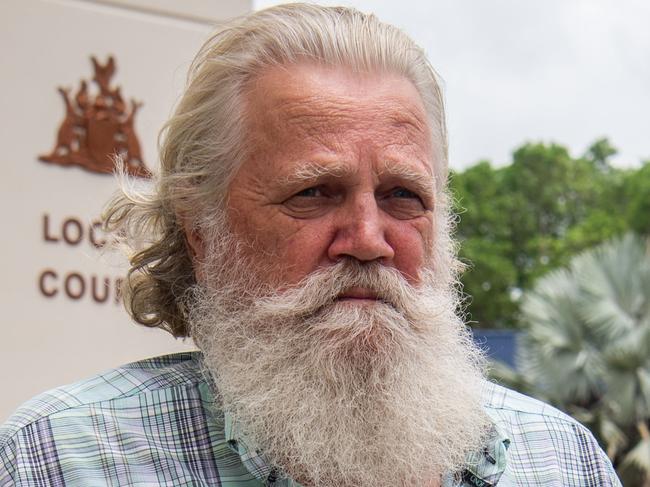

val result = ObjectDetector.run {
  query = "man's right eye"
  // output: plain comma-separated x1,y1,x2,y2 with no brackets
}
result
294,187,322,198
281,186,336,218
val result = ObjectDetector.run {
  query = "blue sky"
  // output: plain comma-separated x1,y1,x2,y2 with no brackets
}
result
254,0,650,170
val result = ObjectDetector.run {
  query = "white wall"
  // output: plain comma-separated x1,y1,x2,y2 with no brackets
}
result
0,0,252,423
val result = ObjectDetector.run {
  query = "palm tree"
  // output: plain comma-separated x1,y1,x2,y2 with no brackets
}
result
492,234,650,485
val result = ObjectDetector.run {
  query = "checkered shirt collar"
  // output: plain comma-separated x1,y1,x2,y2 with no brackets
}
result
225,411,510,487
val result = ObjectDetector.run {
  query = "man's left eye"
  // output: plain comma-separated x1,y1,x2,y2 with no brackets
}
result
380,187,427,219
392,188,419,199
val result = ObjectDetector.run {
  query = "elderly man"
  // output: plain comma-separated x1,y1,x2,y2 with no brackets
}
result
1,4,620,487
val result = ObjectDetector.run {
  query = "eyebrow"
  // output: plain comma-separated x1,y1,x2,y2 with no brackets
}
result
379,160,436,202
275,161,352,186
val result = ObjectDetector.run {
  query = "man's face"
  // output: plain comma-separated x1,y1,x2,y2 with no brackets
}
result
223,63,435,290
187,63,488,487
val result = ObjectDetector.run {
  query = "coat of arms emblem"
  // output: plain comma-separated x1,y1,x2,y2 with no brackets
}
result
40,55,149,177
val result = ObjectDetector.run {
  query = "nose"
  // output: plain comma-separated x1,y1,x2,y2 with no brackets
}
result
327,193,395,263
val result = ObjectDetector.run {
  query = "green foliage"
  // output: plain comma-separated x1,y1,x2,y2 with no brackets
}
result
585,137,618,171
625,162,650,236
450,138,648,328
492,234,650,484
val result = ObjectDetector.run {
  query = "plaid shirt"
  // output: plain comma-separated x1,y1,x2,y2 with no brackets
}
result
0,352,620,486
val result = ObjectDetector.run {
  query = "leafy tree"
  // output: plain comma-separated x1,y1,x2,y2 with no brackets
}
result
585,137,617,172
624,162,650,236
491,234,650,485
450,138,644,328
450,161,518,326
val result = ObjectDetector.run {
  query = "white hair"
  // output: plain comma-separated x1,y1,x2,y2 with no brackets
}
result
189,242,489,486
104,3,451,337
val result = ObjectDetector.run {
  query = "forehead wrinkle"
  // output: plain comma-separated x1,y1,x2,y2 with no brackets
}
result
280,96,363,134
278,94,427,140
385,110,430,145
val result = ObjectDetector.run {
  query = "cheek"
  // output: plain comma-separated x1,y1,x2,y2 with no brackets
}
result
233,215,333,286
227,209,285,266
389,220,433,283
276,226,334,282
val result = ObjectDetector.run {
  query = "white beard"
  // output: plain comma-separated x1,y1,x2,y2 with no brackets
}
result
188,227,490,487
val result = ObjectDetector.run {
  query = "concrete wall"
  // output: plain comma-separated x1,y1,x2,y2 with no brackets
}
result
0,0,252,423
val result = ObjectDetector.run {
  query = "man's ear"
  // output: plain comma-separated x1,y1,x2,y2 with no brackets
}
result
181,219,207,283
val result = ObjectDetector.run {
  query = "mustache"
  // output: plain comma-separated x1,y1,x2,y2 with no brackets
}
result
247,259,430,322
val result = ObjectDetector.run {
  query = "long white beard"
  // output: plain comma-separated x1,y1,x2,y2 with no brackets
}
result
188,229,490,487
